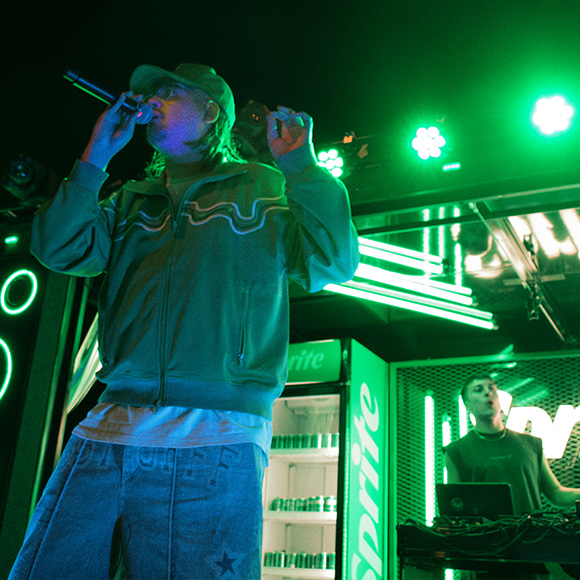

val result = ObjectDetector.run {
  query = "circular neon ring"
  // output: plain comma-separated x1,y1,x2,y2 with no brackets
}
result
0,339,12,401
0,270,38,315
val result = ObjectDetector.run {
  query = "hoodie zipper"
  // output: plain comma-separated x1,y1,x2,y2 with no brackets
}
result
237,288,249,367
154,197,179,408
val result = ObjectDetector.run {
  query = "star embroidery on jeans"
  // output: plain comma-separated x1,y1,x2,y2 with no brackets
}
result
215,551,237,576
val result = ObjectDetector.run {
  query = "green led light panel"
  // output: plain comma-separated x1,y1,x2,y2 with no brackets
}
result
412,127,446,159
317,149,344,178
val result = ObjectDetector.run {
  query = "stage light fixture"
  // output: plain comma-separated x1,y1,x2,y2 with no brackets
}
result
317,148,344,178
532,95,575,135
1,154,59,208
412,126,446,159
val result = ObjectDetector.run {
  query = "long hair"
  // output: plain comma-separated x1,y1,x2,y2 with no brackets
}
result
144,102,244,180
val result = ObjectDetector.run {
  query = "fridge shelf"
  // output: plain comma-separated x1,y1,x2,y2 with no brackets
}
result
262,566,334,579
270,448,339,463
264,511,337,524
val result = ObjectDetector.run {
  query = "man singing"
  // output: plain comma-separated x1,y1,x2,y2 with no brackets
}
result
9,63,359,579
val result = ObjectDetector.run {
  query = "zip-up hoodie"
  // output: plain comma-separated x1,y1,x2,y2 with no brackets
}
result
30,145,360,420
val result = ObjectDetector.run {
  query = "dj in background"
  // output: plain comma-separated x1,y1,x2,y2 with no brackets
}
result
444,374,580,579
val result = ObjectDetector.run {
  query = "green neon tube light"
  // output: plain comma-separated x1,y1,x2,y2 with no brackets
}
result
442,417,451,447
442,417,451,484
339,280,494,320
454,242,463,288
358,245,444,274
560,209,580,258
425,395,436,526
419,276,472,296
0,339,12,402
358,237,443,274
376,268,473,296
438,207,445,260
459,397,469,437
0,270,39,315
4,236,18,245
359,237,442,263
324,283,495,330
354,263,474,305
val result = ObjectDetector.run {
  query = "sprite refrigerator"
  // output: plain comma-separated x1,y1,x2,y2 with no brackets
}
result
261,338,388,580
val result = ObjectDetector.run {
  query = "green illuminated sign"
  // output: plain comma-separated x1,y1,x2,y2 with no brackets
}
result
286,339,342,384
347,342,387,579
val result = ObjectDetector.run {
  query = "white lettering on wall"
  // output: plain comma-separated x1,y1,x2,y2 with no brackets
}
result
505,401,580,459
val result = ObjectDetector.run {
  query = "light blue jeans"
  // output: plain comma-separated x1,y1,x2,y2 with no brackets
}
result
9,436,265,580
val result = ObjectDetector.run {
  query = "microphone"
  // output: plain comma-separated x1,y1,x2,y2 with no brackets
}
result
63,68,154,125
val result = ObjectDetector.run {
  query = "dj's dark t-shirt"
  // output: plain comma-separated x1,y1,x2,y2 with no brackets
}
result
444,429,544,514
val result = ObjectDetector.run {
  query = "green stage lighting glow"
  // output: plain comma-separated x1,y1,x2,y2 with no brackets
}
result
4,236,19,245
532,95,575,135
412,127,446,159
317,149,344,178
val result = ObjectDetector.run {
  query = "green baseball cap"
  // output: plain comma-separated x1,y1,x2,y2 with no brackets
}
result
130,63,235,129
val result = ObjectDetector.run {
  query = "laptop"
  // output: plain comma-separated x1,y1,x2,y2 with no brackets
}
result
436,482,516,521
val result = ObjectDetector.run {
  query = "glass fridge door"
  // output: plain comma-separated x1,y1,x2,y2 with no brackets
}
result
262,393,341,579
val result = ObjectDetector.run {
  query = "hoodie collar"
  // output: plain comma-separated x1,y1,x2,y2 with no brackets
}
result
122,161,248,195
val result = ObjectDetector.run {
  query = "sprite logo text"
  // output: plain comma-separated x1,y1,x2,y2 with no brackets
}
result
351,382,383,579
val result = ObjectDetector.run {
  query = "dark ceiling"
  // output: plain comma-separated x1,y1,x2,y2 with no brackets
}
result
3,1,580,363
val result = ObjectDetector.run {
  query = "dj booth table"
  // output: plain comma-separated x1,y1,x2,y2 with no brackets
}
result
397,514,580,579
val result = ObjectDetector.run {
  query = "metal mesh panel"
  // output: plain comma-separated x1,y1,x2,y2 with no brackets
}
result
392,353,580,524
